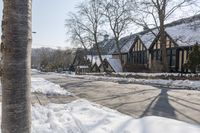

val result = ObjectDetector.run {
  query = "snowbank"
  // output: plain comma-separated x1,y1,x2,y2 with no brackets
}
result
2,99,200,133
67,74,200,90
31,78,70,95
0,78,69,96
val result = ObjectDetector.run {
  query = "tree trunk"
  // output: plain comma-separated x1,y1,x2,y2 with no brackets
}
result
1,0,32,133
116,39,124,72
94,34,107,72
159,12,168,72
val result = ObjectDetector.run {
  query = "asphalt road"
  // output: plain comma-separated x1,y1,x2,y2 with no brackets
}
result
33,72,200,125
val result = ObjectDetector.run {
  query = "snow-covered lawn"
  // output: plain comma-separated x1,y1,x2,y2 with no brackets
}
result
67,74,200,90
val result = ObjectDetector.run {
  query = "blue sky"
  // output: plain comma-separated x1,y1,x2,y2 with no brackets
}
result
0,0,82,49
0,0,199,49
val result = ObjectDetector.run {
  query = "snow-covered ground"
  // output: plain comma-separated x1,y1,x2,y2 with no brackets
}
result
85,72,200,78
31,99,200,133
0,77,70,96
116,72,200,77
32,78,70,95
67,74,200,90
1,99,199,133
0,99,200,133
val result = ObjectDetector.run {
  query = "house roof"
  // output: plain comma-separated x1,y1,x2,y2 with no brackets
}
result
165,19,200,47
107,58,123,72
139,31,158,49
120,35,138,53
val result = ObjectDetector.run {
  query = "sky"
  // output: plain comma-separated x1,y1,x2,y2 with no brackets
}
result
0,0,199,49
0,0,82,49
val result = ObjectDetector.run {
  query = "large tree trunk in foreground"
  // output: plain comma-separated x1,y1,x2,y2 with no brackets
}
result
1,0,32,132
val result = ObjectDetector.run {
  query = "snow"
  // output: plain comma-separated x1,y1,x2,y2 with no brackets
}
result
139,30,158,49
77,66,89,69
117,72,183,77
67,74,200,90
32,99,200,133
120,35,137,53
1,99,200,133
166,20,200,46
0,76,70,96
31,78,70,95
107,58,123,72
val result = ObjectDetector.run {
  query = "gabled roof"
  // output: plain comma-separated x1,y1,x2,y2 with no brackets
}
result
120,35,138,53
165,19,200,46
99,58,123,72
108,35,137,54
112,31,157,54
139,31,158,49
107,58,123,72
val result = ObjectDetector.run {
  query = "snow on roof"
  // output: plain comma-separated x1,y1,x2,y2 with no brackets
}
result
119,15,200,50
107,58,122,72
166,20,200,46
120,35,137,53
139,30,158,49
107,58,123,72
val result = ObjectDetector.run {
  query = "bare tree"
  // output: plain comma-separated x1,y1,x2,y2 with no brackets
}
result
1,0,32,132
66,13,91,52
32,48,75,72
75,0,107,72
101,0,133,70
134,0,197,72
66,13,95,63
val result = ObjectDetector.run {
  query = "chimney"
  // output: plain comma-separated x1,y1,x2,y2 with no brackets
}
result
104,34,109,41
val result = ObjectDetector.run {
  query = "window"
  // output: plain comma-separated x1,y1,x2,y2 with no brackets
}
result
171,56,176,66
172,49,176,55
167,56,171,66
157,50,161,60
167,49,171,55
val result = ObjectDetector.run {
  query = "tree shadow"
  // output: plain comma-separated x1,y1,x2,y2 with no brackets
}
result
141,88,176,119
